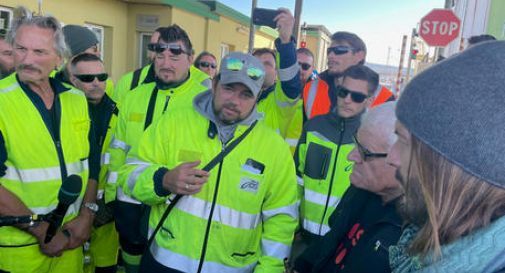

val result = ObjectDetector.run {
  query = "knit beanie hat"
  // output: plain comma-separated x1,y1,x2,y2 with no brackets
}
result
62,25,98,56
396,41,505,189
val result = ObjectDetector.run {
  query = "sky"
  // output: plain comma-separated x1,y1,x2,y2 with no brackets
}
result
217,0,445,65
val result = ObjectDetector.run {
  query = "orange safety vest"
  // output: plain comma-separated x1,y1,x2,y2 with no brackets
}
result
302,77,332,120
370,86,395,108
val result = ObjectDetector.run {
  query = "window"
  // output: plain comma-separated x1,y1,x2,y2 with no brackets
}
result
139,32,152,68
0,6,13,31
84,23,105,59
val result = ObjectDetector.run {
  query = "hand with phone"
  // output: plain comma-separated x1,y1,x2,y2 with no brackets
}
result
274,8,295,44
252,7,294,43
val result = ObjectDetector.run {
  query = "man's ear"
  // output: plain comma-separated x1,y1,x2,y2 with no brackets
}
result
353,50,366,65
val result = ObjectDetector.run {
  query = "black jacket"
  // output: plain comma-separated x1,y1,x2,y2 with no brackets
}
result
294,186,402,273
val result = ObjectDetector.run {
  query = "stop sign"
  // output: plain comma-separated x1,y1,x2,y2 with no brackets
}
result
420,9,461,47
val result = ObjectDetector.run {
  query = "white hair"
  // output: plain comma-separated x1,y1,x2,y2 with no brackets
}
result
359,102,397,148
7,6,68,59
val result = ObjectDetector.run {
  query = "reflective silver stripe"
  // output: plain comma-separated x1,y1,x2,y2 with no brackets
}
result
101,153,111,165
262,202,299,222
176,196,260,230
3,160,88,183
96,189,104,199
276,97,299,108
0,82,19,93
110,138,130,152
125,158,151,192
297,176,304,186
304,188,340,207
31,197,83,216
127,165,149,192
285,138,298,147
303,218,330,236
278,62,299,81
305,78,319,118
107,171,118,184
68,88,85,96
116,187,141,204
261,239,290,260
150,241,256,273
309,130,331,142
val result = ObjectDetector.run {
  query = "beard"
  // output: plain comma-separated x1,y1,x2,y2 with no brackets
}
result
395,169,428,226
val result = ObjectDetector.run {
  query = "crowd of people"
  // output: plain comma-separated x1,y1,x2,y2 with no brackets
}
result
0,5,504,273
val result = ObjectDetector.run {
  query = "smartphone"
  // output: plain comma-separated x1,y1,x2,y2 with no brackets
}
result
252,8,280,29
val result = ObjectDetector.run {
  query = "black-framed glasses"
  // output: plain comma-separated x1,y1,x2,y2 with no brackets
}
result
353,135,388,161
298,62,311,71
147,43,188,55
225,58,264,80
198,61,217,69
74,73,108,83
337,86,369,103
327,45,354,55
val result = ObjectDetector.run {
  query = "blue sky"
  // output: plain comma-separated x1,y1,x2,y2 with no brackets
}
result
217,0,445,65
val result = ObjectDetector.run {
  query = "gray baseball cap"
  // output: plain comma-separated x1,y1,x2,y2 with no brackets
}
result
219,52,265,97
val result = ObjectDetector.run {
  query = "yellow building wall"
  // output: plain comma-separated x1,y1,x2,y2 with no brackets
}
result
1,0,279,79
0,0,128,81
126,3,172,71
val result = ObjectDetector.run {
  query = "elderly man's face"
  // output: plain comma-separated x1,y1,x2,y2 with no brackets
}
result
13,25,62,84
348,126,400,201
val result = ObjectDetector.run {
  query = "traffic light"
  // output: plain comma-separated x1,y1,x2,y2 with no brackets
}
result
410,48,419,59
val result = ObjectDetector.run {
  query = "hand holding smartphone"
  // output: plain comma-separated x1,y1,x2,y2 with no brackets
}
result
252,8,281,29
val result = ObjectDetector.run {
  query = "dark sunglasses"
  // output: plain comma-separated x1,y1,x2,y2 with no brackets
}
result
225,58,264,80
147,43,188,55
327,45,354,55
353,135,388,161
198,61,217,69
337,86,369,103
74,73,108,83
298,62,311,71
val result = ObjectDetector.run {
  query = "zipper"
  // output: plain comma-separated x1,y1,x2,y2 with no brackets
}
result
197,144,225,273
51,95,68,179
162,95,171,113
318,119,345,235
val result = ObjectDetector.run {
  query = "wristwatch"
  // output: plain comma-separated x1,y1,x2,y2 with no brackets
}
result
82,202,99,214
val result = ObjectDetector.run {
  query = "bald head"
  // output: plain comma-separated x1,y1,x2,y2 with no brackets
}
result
359,102,397,149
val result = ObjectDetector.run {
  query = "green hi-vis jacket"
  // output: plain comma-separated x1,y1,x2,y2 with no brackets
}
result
105,68,209,203
295,112,361,238
119,106,299,273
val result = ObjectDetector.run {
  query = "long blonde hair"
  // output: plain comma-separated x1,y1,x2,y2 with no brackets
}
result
407,137,505,258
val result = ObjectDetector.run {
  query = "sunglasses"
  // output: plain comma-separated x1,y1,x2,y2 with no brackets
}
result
353,135,388,161
198,61,217,69
147,43,188,55
225,58,264,80
337,86,369,103
327,45,354,55
74,73,108,83
298,62,311,71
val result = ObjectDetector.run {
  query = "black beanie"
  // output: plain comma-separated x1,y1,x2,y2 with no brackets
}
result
62,25,98,56
396,41,505,189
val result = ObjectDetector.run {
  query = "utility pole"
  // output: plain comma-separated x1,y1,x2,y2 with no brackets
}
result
405,28,416,82
293,0,303,42
248,0,258,53
396,35,408,94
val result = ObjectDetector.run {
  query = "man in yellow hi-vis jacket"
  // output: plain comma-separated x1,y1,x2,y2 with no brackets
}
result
119,52,299,273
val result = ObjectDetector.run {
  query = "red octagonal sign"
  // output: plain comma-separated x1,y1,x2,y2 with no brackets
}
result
420,9,461,47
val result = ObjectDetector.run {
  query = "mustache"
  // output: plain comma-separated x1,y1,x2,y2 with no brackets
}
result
18,64,42,73
222,102,239,113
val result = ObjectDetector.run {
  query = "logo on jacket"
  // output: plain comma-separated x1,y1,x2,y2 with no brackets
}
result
239,178,259,193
